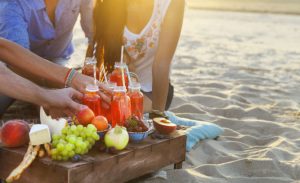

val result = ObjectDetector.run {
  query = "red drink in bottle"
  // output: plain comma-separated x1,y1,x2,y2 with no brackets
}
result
82,85,101,116
128,82,144,120
111,86,131,127
101,81,117,123
82,57,100,80
109,62,129,89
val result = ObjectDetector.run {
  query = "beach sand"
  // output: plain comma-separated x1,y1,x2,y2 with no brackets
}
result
187,0,300,15
71,8,300,183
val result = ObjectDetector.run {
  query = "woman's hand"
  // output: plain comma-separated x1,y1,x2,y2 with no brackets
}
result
41,88,85,118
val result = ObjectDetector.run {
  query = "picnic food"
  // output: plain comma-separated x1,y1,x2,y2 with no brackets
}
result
153,118,177,135
92,116,109,131
104,125,129,150
40,107,68,135
127,82,144,120
76,106,95,126
124,117,148,132
82,85,102,116
111,86,132,127
51,124,99,161
1,120,30,147
6,144,40,183
29,124,51,146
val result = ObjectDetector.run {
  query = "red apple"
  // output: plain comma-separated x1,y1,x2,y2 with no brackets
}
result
1,120,30,147
76,106,95,126
153,118,177,135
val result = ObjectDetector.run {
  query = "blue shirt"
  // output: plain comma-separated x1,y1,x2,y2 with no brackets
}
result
0,0,93,60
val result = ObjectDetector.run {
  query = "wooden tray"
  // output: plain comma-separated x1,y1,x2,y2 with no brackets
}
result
0,131,186,183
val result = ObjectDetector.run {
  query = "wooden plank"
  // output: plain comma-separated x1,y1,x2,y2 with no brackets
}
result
67,134,186,183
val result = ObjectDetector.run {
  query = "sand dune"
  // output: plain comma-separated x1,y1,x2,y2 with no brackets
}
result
72,8,300,183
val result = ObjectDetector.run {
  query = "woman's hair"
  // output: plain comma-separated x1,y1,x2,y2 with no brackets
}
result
93,0,126,72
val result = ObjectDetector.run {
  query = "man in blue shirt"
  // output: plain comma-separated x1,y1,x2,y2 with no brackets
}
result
0,0,94,116
0,0,93,62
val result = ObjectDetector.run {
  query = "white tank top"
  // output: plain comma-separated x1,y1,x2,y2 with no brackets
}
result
123,0,171,92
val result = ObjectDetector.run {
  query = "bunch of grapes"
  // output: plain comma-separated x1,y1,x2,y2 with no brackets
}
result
51,124,99,161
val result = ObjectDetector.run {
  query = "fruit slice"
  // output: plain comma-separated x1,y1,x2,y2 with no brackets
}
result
153,118,177,135
40,107,68,135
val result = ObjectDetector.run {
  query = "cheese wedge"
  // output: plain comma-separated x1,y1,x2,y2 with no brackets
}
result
29,124,51,145
40,107,68,135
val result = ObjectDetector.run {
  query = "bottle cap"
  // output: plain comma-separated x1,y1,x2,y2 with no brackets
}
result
128,82,141,90
113,86,127,93
85,84,99,92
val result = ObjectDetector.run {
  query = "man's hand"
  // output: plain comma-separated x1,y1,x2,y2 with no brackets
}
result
42,88,85,118
71,73,113,109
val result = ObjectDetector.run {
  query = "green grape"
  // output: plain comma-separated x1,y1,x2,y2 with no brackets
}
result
76,136,82,141
57,143,64,152
66,143,74,151
77,125,84,131
92,133,99,140
68,136,76,144
87,137,94,144
52,140,59,148
75,148,81,154
87,124,95,130
51,149,58,156
52,134,60,141
59,139,67,144
57,156,62,161
62,149,68,156
70,125,77,132
68,151,75,157
80,132,87,138
61,128,68,135
62,156,69,161
73,130,80,136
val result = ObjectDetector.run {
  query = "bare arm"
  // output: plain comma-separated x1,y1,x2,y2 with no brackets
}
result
80,0,95,57
0,62,83,115
0,38,94,91
152,0,185,111
0,38,112,106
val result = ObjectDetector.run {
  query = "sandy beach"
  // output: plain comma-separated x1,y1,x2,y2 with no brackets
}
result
187,0,300,15
69,5,300,183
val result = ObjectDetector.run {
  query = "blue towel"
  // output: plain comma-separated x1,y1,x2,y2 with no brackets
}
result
165,111,224,151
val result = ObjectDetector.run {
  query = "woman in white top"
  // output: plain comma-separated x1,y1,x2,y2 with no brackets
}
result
93,0,184,112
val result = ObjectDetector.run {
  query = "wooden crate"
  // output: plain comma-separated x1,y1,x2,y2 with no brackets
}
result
0,131,186,183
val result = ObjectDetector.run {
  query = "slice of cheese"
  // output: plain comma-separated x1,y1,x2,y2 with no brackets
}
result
29,124,51,145
40,107,67,135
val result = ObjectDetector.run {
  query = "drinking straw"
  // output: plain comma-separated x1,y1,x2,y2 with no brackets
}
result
101,64,108,84
120,46,126,88
92,42,97,85
125,65,132,87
